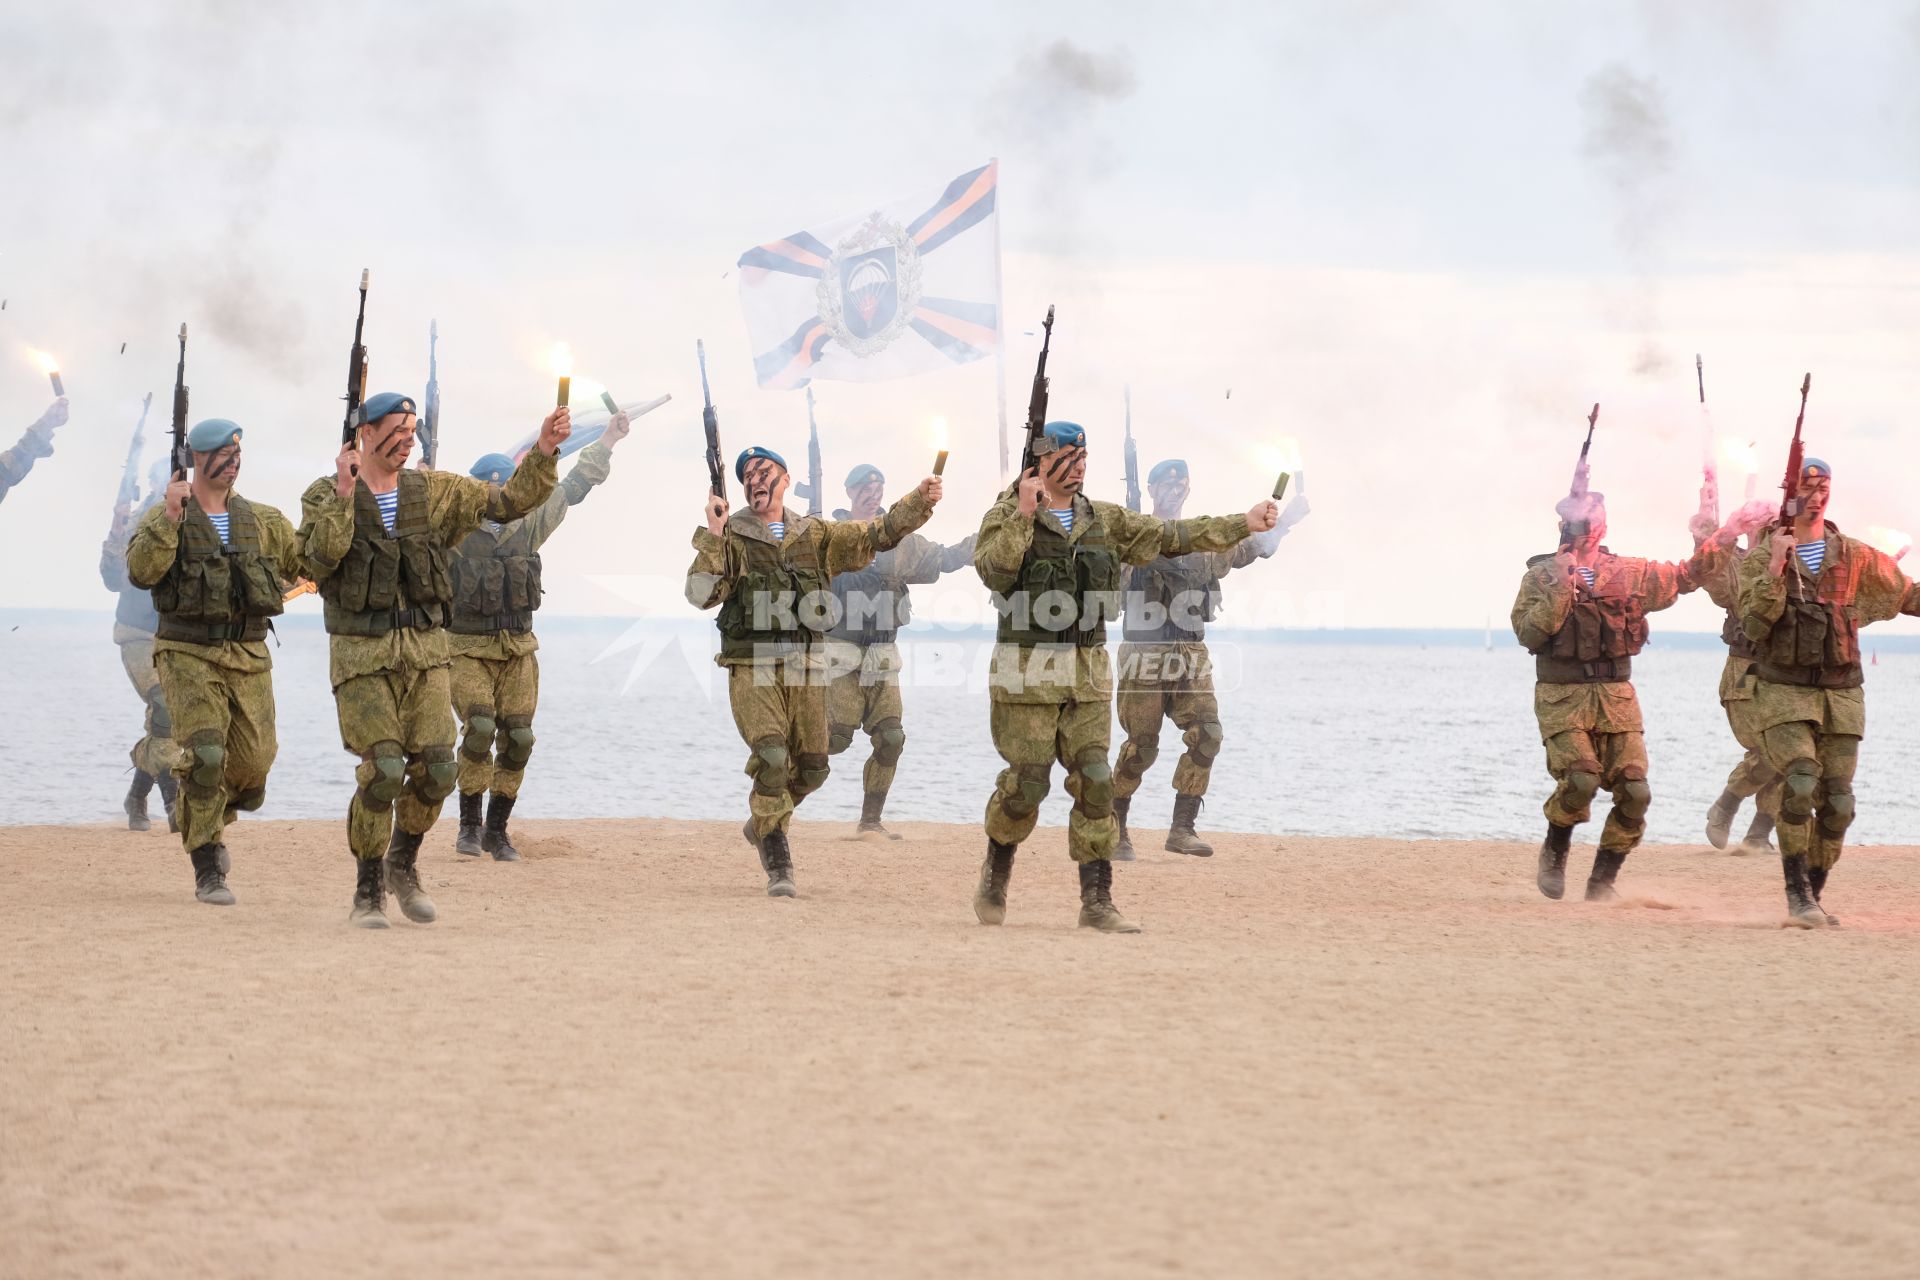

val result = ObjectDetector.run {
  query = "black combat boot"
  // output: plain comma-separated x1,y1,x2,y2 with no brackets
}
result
1704,789,1741,850
973,838,1015,925
1807,864,1840,927
858,790,901,840
1164,793,1213,857
349,856,390,929
759,827,797,898
454,791,484,856
156,771,180,834
1537,822,1573,900
1112,797,1135,861
481,793,520,862
384,827,438,924
1780,853,1827,929
1585,849,1627,902
188,842,234,906
1738,811,1776,857
1077,859,1142,933
125,770,155,831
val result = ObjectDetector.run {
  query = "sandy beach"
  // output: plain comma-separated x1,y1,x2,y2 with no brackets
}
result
3,816,1918,1279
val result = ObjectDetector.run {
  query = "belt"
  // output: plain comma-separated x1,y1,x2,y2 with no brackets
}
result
156,617,269,644
1754,662,1864,690
1535,655,1632,684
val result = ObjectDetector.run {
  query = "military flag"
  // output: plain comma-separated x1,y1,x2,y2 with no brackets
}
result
737,160,1001,389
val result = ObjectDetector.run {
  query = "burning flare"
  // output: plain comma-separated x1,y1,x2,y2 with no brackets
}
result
931,416,949,451
549,342,573,379
1257,436,1306,476
27,348,59,376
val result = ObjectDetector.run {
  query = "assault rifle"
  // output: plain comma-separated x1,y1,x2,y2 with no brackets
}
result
118,392,153,508
1778,373,1813,525
1018,305,1055,478
419,318,440,469
1122,384,1140,512
698,339,726,501
1696,354,1718,527
794,385,823,516
170,325,191,480
341,269,369,457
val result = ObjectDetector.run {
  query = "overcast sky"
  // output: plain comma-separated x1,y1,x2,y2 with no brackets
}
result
3,0,1916,631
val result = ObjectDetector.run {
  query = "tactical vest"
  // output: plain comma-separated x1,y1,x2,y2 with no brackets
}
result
448,518,544,635
318,470,454,637
714,520,830,661
1720,610,1759,661
1123,555,1222,643
1751,535,1862,688
150,495,285,643
994,507,1123,648
827,547,912,647
1526,552,1650,682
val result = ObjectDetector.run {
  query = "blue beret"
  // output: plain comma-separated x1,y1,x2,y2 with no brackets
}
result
1041,420,1087,453
470,452,516,483
1148,459,1188,485
187,418,242,452
359,391,416,424
845,463,884,490
735,445,787,482
1802,457,1831,479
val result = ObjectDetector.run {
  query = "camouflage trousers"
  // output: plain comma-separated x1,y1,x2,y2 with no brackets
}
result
1542,728,1651,854
824,640,906,798
1755,723,1859,870
335,665,458,861
1114,641,1222,800
450,652,540,800
154,651,277,853
984,695,1117,864
118,634,179,777
730,657,830,839
1722,674,1782,812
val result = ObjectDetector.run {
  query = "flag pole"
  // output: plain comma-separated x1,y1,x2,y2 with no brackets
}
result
990,157,1009,480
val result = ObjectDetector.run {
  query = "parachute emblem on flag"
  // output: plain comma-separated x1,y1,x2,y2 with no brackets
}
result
817,214,923,355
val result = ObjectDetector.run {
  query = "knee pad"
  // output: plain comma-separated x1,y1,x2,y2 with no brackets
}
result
1780,760,1819,821
1564,768,1602,807
1073,750,1114,815
1000,763,1052,818
460,706,498,762
870,718,906,767
1819,785,1856,835
497,716,535,770
230,786,266,813
145,685,173,737
359,740,408,807
1190,719,1225,764
417,745,460,804
828,724,856,755
1120,733,1160,778
185,731,225,794
792,752,830,797
748,738,790,795
1613,778,1652,824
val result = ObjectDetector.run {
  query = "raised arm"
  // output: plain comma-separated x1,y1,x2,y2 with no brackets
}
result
820,485,934,577
1511,557,1574,651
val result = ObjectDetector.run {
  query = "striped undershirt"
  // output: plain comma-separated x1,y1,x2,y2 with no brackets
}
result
767,521,786,541
374,488,400,533
1576,566,1596,591
1796,542,1826,576
207,512,231,544
1050,508,1075,533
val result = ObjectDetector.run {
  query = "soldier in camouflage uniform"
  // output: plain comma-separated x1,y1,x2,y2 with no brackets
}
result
1512,489,1724,902
101,456,182,832
126,419,301,905
823,462,974,838
1695,500,1785,856
1112,458,1308,859
448,410,632,860
0,397,66,505
298,391,564,929
972,422,1278,933
1735,459,1920,928
685,445,940,897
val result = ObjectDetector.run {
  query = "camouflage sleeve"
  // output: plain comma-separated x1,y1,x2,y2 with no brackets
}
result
1697,543,1743,611
1511,558,1573,650
820,486,933,576
685,526,732,611
1737,529,1788,640
1106,505,1250,567
251,502,305,584
524,442,611,552
973,490,1032,594
892,534,945,585
100,528,131,591
125,502,180,589
298,476,357,583
0,428,52,499
1631,556,1694,614
938,532,977,574
1848,538,1916,626
428,449,558,541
